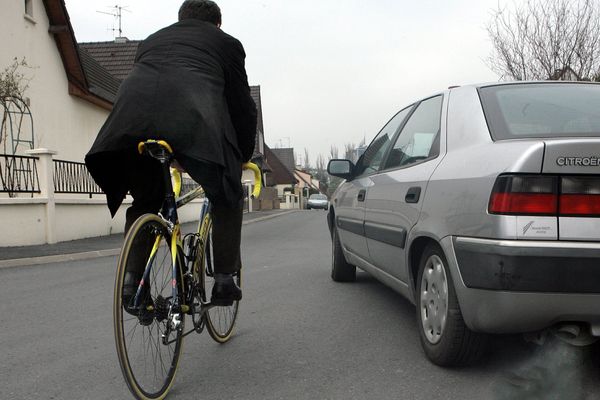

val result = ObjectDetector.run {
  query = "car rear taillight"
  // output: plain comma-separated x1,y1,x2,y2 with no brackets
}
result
560,177,600,216
489,174,600,216
488,175,558,215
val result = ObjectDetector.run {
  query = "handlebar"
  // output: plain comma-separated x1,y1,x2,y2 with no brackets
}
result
171,161,262,200
242,162,262,198
138,140,262,200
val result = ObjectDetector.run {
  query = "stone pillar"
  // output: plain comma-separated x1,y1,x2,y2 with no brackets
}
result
26,148,57,244
244,181,253,212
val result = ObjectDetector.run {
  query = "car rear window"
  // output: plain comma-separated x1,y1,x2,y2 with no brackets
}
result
310,194,327,200
479,83,600,140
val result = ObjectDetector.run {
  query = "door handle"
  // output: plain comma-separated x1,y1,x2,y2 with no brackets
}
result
405,187,421,203
357,189,366,202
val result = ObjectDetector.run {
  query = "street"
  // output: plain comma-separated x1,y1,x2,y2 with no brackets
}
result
1,210,599,399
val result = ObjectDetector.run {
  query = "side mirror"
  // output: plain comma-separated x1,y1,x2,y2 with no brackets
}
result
327,159,355,180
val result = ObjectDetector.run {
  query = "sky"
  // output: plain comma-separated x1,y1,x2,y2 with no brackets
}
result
65,0,517,167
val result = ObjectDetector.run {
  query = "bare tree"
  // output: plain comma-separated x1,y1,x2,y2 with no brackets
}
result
344,142,355,161
329,145,339,160
0,57,32,99
303,148,310,170
314,153,328,182
486,0,600,81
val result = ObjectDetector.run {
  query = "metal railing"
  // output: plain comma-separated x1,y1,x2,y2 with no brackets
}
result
53,159,103,197
180,177,202,197
0,154,40,196
3,155,204,199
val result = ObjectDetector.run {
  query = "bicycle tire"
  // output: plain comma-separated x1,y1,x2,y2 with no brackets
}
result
198,214,241,343
114,213,185,400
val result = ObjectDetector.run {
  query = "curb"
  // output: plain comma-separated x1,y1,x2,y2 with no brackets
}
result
0,210,297,269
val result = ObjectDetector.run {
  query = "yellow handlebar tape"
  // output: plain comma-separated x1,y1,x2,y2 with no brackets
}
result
171,168,182,198
137,140,174,155
242,162,262,198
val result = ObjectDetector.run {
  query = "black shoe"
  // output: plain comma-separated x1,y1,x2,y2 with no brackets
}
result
211,281,242,306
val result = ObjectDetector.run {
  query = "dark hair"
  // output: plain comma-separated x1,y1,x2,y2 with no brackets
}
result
178,0,221,25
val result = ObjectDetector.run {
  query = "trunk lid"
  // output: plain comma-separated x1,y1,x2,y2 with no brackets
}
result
543,138,600,241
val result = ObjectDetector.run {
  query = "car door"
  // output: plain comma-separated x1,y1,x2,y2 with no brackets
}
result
363,95,445,283
334,106,413,262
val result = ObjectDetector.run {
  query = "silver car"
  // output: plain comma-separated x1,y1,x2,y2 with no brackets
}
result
307,193,329,210
327,81,600,366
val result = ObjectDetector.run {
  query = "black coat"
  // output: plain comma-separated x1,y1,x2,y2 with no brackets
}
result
85,19,257,215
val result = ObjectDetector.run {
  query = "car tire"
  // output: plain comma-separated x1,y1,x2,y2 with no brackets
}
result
331,227,356,282
416,243,488,367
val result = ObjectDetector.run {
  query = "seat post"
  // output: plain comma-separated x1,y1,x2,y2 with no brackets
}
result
159,157,178,225
138,140,179,225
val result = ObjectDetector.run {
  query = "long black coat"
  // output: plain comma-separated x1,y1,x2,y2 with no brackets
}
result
85,19,257,215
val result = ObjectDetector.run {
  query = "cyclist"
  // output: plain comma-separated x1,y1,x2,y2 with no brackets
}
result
85,0,257,306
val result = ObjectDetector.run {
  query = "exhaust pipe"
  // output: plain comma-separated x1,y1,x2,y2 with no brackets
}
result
551,323,598,347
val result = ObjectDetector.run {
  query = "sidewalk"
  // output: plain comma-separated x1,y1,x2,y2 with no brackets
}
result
0,209,295,268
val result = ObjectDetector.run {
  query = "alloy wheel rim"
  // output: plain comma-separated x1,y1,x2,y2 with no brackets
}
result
420,254,449,344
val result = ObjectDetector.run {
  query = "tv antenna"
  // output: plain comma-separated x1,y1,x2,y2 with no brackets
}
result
277,137,291,148
97,5,130,38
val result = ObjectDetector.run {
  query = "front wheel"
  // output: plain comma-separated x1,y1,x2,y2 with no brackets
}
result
199,214,241,343
114,214,185,399
331,227,356,282
416,243,487,367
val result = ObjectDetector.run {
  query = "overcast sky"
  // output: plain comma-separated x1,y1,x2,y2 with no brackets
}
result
65,0,517,166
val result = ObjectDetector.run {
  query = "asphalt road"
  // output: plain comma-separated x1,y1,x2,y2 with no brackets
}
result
1,210,599,399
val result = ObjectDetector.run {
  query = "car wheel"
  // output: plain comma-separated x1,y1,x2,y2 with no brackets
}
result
416,243,488,366
331,227,356,282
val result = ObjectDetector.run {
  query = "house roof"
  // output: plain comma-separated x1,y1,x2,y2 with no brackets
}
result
78,47,121,103
42,0,113,109
250,85,264,135
270,148,295,175
78,40,141,80
294,169,320,191
265,145,297,185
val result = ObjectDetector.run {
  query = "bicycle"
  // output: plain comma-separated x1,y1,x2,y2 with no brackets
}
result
112,140,261,400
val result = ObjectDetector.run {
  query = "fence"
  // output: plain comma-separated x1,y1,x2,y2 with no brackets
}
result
53,159,103,197
0,154,40,196
1,155,203,199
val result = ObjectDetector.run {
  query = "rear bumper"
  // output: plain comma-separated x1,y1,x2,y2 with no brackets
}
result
441,236,600,334
453,237,600,293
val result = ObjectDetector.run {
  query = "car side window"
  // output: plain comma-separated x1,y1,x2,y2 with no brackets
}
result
355,106,413,176
384,95,442,170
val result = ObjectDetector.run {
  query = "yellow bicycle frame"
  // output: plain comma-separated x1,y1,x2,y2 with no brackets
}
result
138,142,262,312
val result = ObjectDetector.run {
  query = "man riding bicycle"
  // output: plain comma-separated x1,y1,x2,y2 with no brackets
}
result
85,0,257,306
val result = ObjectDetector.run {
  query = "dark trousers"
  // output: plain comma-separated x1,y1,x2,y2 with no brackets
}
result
125,156,243,274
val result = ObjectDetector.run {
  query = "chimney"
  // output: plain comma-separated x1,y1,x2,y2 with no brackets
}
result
114,37,128,43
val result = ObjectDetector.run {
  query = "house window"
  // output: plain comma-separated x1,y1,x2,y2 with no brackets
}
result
25,0,33,17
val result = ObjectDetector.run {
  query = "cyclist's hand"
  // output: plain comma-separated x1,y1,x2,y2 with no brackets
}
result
172,160,185,173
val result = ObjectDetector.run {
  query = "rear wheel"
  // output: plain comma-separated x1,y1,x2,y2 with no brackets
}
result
114,214,185,399
416,243,487,367
331,227,356,282
200,215,241,343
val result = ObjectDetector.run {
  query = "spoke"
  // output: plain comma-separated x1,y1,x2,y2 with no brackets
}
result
155,323,168,382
